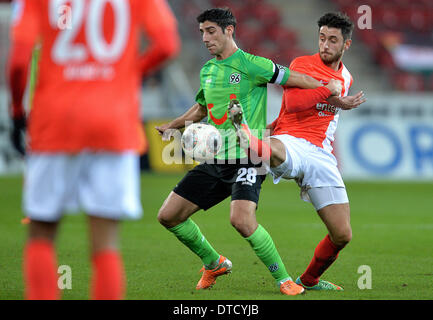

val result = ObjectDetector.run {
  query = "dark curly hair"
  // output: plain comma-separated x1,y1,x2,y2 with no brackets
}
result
196,7,237,34
318,12,354,40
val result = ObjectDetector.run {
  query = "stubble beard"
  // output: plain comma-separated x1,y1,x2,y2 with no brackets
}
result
321,47,344,65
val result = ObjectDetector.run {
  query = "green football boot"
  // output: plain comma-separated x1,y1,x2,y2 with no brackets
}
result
295,276,344,291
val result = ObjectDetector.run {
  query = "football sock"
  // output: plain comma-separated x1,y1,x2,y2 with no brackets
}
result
245,224,291,284
168,219,220,267
91,249,125,300
240,124,272,162
24,239,60,300
300,234,342,287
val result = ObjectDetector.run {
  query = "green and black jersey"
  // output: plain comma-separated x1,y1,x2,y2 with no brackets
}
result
195,49,290,160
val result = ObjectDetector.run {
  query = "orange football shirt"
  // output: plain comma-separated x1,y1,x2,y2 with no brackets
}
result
11,0,178,152
273,53,353,152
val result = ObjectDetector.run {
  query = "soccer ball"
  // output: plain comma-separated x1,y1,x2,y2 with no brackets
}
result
181,123,222,161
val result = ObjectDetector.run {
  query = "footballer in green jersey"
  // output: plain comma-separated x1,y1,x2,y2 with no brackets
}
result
156,7,324,296
196,48,289,160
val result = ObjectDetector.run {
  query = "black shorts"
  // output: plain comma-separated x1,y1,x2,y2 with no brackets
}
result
173,160,266,210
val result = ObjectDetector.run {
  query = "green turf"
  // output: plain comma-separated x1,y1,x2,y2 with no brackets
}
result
0,173,432,300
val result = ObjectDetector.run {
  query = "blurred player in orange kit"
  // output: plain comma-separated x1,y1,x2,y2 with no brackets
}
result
7,0,180,300
230,12,366,291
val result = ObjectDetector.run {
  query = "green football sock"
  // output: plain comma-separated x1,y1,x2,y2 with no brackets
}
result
168,219,220,267
245,224,292,285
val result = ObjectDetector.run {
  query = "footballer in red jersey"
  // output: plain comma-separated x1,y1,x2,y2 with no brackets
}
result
8,0,180,300
229,12,366,291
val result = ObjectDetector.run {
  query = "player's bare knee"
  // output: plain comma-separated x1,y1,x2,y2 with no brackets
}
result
230,213,257,238
158,204,192,228
157,207,175,228
230,201,258,237
332,229,352,247
229,215,244,233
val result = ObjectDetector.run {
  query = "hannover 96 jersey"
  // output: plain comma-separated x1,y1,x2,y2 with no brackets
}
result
195,49,290,160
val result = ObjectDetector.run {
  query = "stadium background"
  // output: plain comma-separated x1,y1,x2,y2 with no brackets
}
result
0,0,432,300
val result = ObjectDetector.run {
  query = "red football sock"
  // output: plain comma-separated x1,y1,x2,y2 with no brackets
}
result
91,250,125,300
24,239,60,300
240,124,272,162
300,234,342,287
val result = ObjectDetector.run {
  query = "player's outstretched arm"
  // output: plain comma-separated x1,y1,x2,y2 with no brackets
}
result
327,91,366,110
155,103,207,140
282,79,342,113
284,70,323,89
285,71,342,97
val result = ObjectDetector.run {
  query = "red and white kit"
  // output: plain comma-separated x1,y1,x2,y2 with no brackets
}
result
270,53,353,210
9,0,179,220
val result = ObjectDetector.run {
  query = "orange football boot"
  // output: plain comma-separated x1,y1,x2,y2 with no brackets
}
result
279,279,305,296
196,255,232,290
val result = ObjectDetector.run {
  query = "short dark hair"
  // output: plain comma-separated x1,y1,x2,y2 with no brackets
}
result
318,12,354,40
196,7,237,33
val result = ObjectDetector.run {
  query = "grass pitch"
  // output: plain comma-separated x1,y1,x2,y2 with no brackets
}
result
0,173,432,300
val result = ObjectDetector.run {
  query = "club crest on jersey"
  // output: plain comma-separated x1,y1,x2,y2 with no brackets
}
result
229,73,241,84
